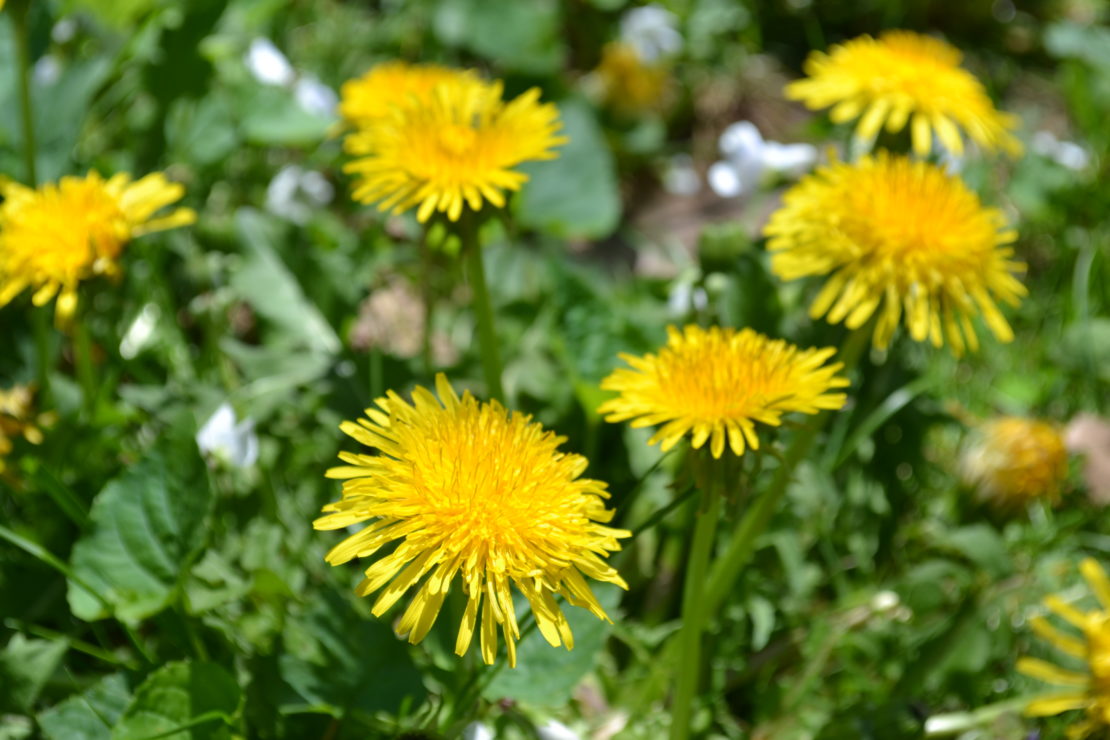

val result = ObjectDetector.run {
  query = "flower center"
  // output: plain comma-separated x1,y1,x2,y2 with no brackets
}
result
438,123,479,157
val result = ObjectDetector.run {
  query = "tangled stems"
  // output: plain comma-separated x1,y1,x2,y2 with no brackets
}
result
458,214,505,401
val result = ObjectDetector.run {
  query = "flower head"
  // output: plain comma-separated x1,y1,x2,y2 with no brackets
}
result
764,152,1026,354
963,416,1068,509
338,62,473,129
0,172,195,322
593,42,669,113
344,73,566,222
1018,559,1110,737
598,325,849,459
785,30,1020,157
316,374,628,667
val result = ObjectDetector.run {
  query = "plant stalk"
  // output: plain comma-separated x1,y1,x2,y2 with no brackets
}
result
12,0,37,186
459,215,505,401
670,458,723,740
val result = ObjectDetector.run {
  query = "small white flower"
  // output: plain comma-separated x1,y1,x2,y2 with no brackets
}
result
266,165,334,225
246,38,295,86
51,17,78,44
667,280,709,317
33,56,62,86
294,76,338,117
706,160,743,198
718,120,763,162
197,403,259,468
462,722,494,740
760,141,818,177
120,303,161,360
662,154,700,196
537,719,581,740
620,5,682,63
1032,129,1091,171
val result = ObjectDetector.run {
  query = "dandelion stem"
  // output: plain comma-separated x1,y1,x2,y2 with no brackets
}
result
701,326,869,620
74,321,98,417
11,0,37,186
31,307,53,402
459,215,505,402
420,227,435,378
670,458,723,740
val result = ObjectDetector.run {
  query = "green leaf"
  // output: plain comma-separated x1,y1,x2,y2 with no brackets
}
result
38,673,131,740
237,85,333,147
166,96,239,168
516,99,621,239
434,0,564,74
231,209,341,356
939,525,1011,578
482,583,622,706
0,634,68,713
277,591,423,716
112,661,239,740
66,446,213,623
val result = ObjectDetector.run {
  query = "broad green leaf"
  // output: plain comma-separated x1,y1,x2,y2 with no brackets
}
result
38,673,131,740
482,584,622,706
231,209,341,356
166,96,239,168
66,447,213,623
0,635,68,713
112,661,239,740
939,525,1011,578
277,591,423,716
516,99,621,240
237,85,333,147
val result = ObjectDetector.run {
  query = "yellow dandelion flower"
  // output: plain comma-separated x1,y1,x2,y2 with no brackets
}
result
597,325,849,459
315,374,628,667
594,41,668,113
0,171,195,323
963,416,1068,509
0,385,51,473
785,30,1021,157
1018,559,1110,737
764,152,1026,354
344,74,566,222
338,61,474,129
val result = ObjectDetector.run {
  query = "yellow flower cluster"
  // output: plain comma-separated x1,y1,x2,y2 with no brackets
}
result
0,172,194,323
593,41,669,113
340,62,566,222
0,385,51,473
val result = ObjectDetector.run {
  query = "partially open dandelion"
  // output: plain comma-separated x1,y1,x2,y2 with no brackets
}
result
1018,558,1110,737
344,74,566,222
785,30,1020,157
598,325,848,459
338,62,474,129
593,41,669,113
0,172,195,323
316,374,628,667
764,152,1026,354
963,416,1068,509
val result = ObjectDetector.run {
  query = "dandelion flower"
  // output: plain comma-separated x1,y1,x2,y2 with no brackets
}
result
963,416,1068,509
315,374,628,667
764,152,1026,354
338,62,474,129
344,74,566,222
785,30,1020,157
0,385,52,473
1018,558,1110,737
598,325,849,459
0,172,195,323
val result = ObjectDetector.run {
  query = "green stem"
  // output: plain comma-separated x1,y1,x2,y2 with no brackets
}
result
459,216,504,402
670,466,723,740
701,326,869,620
12,0,37,186
923,695,1032,737
31,307,53,403
420,228,435,378
74,321,97,417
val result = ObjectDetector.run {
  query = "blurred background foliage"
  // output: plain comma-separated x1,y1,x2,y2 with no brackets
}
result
0,0,1108,738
